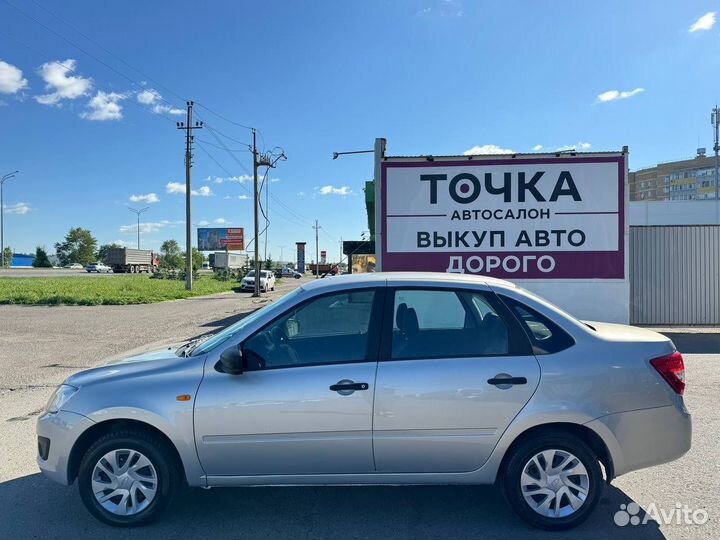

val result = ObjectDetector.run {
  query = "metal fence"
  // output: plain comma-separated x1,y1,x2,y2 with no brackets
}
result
630,226,720,325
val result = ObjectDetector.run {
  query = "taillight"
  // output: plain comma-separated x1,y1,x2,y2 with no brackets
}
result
650,351,685,395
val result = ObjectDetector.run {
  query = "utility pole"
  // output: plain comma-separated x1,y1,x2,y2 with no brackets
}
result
712,106,720,201
264,165,270,262
252,130,275,296
1,171,19,268
277,244,286,264
339,237,343,265
177,102,202,291
313,220,321,279
127,206,149,249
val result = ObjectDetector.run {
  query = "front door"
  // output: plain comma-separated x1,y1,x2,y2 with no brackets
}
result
194,288,382,477
372,287,541,473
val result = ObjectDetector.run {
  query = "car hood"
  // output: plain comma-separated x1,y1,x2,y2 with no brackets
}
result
65,346,188,388
582,321,672,344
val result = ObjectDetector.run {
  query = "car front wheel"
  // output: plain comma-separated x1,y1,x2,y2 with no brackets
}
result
502,432,603,530
78,429,179,527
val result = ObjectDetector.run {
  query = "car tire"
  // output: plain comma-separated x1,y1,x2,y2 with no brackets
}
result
501,432,603,530
78,429,180,527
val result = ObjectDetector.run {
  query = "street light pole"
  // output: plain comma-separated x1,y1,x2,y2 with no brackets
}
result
1,171,19,268
712,106,719,201
127,206,149,249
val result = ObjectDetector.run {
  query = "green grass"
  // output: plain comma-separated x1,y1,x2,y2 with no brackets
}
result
0,275,241,305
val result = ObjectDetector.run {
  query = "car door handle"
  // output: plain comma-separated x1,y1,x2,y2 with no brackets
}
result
329,381,369,392
487,376,527,386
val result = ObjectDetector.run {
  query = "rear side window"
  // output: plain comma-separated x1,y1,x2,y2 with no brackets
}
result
391,289,509,359
501,296,575,355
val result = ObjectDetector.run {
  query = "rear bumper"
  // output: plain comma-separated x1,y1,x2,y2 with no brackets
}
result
36,410,95,485
585,404,691,477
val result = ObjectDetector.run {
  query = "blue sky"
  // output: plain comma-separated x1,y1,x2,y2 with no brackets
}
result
1,0,718,258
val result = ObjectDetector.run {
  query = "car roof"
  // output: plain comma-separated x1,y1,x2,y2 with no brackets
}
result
299,272,517,292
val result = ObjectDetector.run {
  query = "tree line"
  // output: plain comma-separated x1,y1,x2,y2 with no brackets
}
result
1,227,203,270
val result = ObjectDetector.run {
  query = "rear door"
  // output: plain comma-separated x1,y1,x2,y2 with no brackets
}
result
372,286,540,473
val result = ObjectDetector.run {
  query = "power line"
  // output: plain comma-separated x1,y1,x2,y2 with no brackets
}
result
195,138,251,153
3,30,182,125
194,102,255,132
2,0,163,101
26,0,186,109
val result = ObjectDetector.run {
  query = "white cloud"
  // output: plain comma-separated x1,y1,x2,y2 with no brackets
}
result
119,219,181,235
137,89,160,105
0,60,28,94
555,142,592,151
136,88,183,115
35,59,92,105
297,191,305,197
689,12,716,32
532,144,544,152
237,194,249,200
463,144,515,155
166,182,213,197
80,91,126,121
196,220,210,226
213,218,230,224
153,103,184,116
270,178,280,183
2,202,32,215
209,174,253,185
129,193,160,204
597,88,644,103
319,185,353,196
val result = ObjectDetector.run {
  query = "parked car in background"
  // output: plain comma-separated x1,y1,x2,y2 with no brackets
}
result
85,262,112,273
275,267,302,279
63,263,83,269
240,269,275,292
37,273,690,529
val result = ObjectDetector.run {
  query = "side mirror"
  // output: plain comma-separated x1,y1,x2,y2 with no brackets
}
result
215,345,245,375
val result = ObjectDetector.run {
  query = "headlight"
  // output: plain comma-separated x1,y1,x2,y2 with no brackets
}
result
45,384,78,414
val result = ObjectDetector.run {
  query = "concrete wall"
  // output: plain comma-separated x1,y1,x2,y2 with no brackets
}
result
630,199,720,225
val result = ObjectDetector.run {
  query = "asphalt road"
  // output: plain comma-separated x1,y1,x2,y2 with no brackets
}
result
0,286,717,539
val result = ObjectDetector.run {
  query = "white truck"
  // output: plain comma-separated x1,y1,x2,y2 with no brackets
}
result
212,251,248,270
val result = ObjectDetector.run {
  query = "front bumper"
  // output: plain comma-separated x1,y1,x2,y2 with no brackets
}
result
36,410,95,485
585,404,691,478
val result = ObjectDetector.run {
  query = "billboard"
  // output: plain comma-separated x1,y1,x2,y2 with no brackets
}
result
197,228,245,251
380,154,626,279
296,242,307,273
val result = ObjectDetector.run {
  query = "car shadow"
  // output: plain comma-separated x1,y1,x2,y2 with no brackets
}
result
0,474,665,540
199,310,257,330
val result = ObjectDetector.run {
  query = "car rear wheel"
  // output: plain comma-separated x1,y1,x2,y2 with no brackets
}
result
78,430,179,527
502,432,603,530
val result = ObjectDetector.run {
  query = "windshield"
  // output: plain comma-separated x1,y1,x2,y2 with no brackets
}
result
246,271,255,277
190,288,302,356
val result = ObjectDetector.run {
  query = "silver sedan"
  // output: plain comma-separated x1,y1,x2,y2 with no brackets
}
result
37,272,691,529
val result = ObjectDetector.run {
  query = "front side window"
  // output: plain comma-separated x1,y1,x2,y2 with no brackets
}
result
391,289,509,360
243,289,377,369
